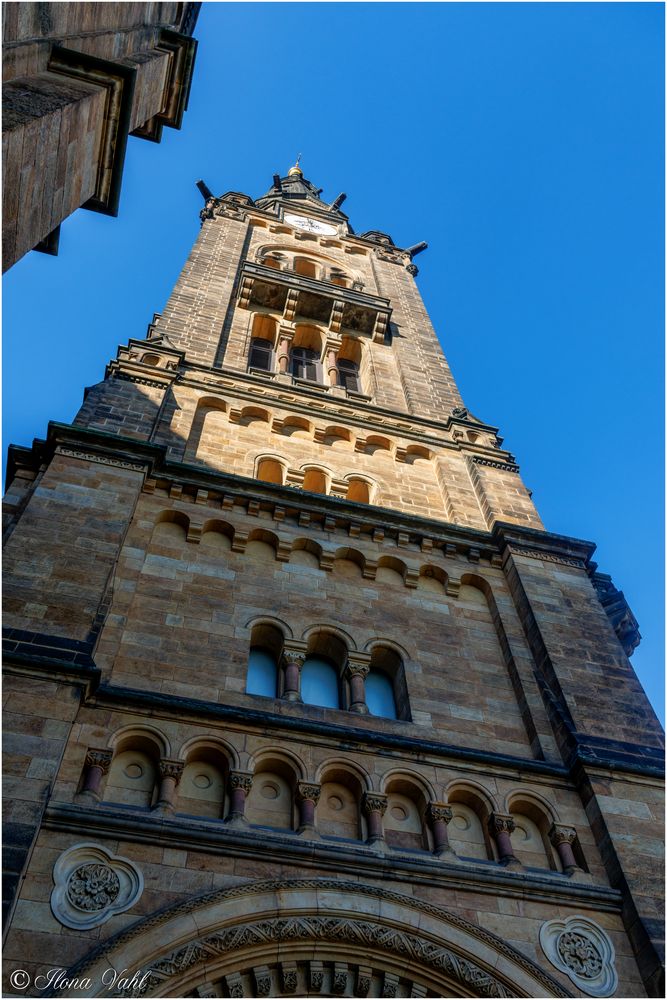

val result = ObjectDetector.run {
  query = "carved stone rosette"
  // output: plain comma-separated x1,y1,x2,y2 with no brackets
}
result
51,843,143,930
540,916,618,996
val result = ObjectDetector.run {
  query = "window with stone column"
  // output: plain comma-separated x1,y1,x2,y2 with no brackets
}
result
246,622,284,697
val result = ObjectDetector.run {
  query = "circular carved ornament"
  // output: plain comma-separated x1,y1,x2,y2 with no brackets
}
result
67,864,120,912
540,916,617,996
557,931,603,980
51,843,143,930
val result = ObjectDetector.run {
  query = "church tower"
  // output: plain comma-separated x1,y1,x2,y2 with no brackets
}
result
3,165,663,998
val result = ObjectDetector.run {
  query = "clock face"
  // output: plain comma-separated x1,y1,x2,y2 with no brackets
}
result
284,213,337,236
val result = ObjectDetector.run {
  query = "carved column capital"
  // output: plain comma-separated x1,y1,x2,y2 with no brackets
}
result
158,759,184,784
549,823,577,847
345,660,370,679
282,650,307,668
362,792,388,817
229,771,253,794
427,802,453,824
488,812,516,836
297,781,321,804
85,748,113,775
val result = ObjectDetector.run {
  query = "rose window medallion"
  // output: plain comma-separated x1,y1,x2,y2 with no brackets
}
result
67,863,121,911
51,843,143,930
540,916,617,996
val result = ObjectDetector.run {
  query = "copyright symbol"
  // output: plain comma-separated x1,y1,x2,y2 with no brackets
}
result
10,970,30,990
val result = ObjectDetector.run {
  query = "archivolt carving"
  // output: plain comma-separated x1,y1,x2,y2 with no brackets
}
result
116,915,519,998
60,879,571,998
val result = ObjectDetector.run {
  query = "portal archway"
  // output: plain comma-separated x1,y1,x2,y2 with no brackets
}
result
60,878,571,998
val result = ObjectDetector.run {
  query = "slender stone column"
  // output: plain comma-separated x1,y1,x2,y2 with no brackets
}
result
154,759,184,813
362,792,388,845
297,781,321,831
326,346,339,386
78,748,113,802
549,823,580,874
277,331,293,373
488,812,521,868
427,802,455,857
346,658,370,714
227,771,253,822
281,648,306,702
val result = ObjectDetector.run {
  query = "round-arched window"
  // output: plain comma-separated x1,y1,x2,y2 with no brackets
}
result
301,656,339,709
247,647,278,697
366,669,397,719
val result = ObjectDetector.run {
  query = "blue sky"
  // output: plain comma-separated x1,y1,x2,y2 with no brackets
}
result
3,2,664,720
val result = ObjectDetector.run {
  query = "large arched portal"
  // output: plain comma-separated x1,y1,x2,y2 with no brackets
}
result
60,879,571,998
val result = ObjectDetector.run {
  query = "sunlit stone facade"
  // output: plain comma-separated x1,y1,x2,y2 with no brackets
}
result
2,166,663,998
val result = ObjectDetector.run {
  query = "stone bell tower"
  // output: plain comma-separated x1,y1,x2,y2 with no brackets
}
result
2,162,663,998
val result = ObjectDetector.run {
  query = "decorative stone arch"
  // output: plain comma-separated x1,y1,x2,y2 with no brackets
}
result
445,777,499,815
247,746,307,782
108,724,170,759
363,635,412,661
504,787,560,824
315,755,372,791
59,878,572,998
177,734,239,770
380,766,437,802
244,613,293,640
300,621,357,652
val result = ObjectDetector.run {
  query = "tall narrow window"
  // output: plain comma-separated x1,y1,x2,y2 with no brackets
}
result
249,338,273,372
337,358,360,392
366,669,398,719
301,656,339,708
291,347,320,382
247,647,278,697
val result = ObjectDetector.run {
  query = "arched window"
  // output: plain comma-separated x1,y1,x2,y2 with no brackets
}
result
337,358,360,392
257,458,284,484
246,647,278,697
366,646,409,721
294,257,317,278
366,669,397,719
301,655,339,709
302,467,328,494
249,338,273,372
346,479,370,504
291,346,320,382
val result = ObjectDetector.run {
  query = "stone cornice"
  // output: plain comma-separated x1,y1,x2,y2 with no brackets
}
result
177,361,506,448
44,802,623,913
6,424,585,564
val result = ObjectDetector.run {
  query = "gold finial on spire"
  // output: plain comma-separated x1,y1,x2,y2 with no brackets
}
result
288,153,303,176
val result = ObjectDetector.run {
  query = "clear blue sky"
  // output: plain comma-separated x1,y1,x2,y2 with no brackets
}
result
3,2,664,721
